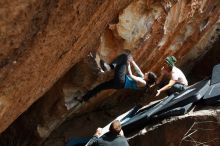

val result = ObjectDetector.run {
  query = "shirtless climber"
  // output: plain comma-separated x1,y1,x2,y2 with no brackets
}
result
156,56,188,96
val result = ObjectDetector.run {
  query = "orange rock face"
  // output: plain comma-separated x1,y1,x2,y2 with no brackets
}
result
0,0,133,133
0,0,220,143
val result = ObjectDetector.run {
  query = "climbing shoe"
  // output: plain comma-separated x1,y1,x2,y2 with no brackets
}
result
100,60,111,72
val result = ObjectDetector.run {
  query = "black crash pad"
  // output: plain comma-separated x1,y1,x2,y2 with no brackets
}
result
122,79,210,136
155,79,210,115
202,82,220,105
153,103,193,119
211,64,220,85
202,64,220,105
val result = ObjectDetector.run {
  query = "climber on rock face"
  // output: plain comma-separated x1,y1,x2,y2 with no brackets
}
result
156,56,188,97
75,51,157,102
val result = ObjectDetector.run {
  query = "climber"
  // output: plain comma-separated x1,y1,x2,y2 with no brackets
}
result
75,51,157,102
87,120,129,146
156,56,188,96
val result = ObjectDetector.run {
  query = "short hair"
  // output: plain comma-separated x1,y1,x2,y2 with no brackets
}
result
109,120,121,134
147,72,157,85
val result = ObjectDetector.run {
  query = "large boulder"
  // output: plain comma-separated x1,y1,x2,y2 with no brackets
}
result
129,106,220,146
0,0,220,145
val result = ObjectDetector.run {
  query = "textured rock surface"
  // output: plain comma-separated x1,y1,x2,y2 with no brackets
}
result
0,0,133,133
0,0,220,145
128,106,220,146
